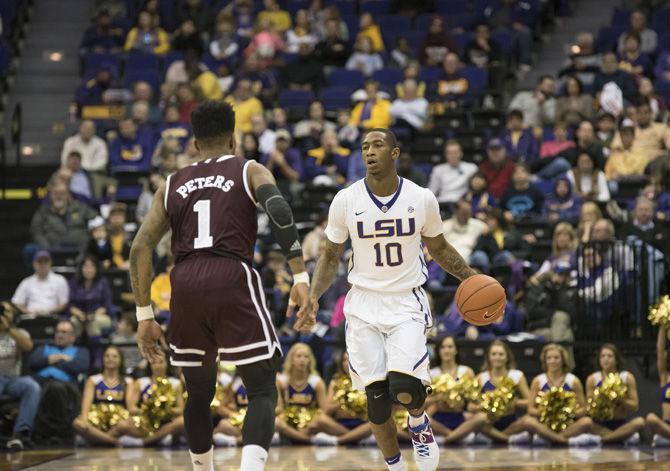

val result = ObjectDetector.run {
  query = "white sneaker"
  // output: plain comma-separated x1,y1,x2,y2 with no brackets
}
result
359,434,377,446
653,434,670,447
311,432,338,446
159,434,172,447
213,433,238,447
74,435,87,447
271,432,281,446
508,431,531,445
568,433,602,447
624,432,640,446
118,435,144,448
461,433,477,445
474,433,493,445
532,434,550,447
408,416,440,471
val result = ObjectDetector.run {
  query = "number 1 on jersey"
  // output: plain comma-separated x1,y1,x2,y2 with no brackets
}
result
193,199,213,249
373,242,403,267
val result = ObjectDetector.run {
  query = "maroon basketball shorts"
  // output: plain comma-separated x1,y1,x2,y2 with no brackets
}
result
167,255,281,367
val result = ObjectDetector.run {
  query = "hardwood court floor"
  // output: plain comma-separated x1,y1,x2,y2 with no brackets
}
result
4,446,670,471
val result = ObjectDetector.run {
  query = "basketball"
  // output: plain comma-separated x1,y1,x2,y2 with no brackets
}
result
455,274,506,326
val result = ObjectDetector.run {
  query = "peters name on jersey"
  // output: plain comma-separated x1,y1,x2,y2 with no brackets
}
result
175,174,235,199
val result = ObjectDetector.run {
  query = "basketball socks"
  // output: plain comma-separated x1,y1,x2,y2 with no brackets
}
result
408,411,428,429
189,446,214,471
240,444,268,471
385,452,406,471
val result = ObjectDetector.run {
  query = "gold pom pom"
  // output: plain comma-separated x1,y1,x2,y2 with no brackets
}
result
282,405,318,430
209,383,226,414
393,408,409,431
332,374,368,419
229,408,247,429
479,377,515,422
87,403,130,432
587,373,627,421
536,387,577,432
132,376,178,436
431,373,479,410
648,295,670,327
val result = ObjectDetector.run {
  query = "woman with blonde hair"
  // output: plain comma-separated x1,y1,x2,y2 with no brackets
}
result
470,340,531,444
530,222,578,283
577,201,603,243
519,344,600,445
274,343,338,443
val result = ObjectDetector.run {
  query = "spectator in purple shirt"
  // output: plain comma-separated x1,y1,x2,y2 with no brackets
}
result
543,176,582,224
79,8,125,55
75,67,115,108
108,118,153,172
499,109,539,163
68,256,114,338
259,129,303,195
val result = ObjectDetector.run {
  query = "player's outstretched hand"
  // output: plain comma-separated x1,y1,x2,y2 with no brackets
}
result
294,295,318,333
137,319,168,363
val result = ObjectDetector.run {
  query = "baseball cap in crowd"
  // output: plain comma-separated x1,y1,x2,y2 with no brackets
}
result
33,250,51,263
275,129,291,142
88,215,106,231
488,138,504,149
553,260,572,274
620,118,635,130
351,90,368,103
109,202,127,216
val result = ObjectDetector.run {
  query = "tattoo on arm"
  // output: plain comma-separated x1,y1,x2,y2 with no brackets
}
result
310,239,345,299
129,185,170,307
423,235,477,282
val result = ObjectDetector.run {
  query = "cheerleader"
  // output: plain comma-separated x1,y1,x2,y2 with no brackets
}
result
211,373,248,446
472,340,531,444
311,351,373,446
647,324,670,446
73,346,133,446
426,336,487,444
586,343,645,444
521,343,599,446
116,349,185,447
274,343,340,443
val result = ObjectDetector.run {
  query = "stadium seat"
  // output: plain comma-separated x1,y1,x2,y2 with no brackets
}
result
462,66,488,97
611,8,631,27
471,109,505,131
319,86,352,112
418,66,442,84
491,30,514,55
594,26,626,53
435,0,468,15
278,89,314,116
328,68,365,90
434,111,469,130
333,1,357,16
163,50,185,69
378,16,411,35
371,68,404,90
361,0,391,16
287,0,310,16
126,51,161,72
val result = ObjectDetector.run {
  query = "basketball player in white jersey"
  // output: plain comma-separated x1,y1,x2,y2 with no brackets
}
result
304,129,477,471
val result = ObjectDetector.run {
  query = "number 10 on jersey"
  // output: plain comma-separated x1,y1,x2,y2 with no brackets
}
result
373,242,403,267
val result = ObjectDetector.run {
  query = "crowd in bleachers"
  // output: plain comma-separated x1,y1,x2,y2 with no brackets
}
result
3,0,670,453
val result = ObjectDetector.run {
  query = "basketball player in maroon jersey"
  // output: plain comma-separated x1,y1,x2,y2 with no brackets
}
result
129,101,313,471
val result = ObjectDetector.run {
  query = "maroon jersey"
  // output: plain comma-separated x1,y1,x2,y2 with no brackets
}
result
165,155,257,265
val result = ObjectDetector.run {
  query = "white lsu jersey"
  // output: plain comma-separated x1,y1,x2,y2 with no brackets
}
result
324,177,444,292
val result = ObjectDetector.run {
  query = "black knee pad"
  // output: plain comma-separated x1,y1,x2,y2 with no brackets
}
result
365,380,392,425
388,372,427,410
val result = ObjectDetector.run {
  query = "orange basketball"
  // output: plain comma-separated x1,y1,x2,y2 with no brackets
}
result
455,274,506,326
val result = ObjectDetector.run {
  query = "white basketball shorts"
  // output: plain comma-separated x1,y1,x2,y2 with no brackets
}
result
343,285,432,391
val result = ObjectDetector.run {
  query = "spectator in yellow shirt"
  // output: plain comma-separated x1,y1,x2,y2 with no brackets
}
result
357,13,384,52
107,203,131,270
605,120,650,180
151,258,174,320
124,11,170,55
258,0,291,34
611,97,670,160
349,80,392,130
224,79,264,134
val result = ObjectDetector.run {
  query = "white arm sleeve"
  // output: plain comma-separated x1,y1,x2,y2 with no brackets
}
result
324,190,349,244
422,189,444,238
11,280,28,306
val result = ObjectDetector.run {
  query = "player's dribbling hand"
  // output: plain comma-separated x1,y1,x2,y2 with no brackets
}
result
293,294,318,333
137,319,168,363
